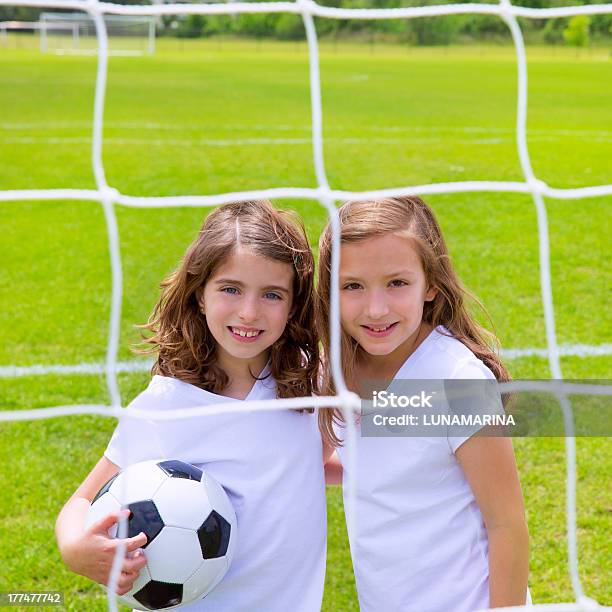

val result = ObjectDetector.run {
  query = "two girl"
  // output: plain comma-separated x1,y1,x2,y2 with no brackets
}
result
57,196,529,611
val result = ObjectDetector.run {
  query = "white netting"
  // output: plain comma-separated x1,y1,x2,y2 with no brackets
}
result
0,0,611,610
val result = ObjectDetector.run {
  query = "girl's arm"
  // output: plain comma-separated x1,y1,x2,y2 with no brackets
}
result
456,435,529,608
322,442,343,485
55,456,148,595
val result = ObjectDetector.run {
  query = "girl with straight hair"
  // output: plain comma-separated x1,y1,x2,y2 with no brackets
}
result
318,196,529,612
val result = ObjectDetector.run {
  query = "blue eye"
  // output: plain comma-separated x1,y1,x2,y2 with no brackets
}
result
264,292,282,300
221,287,239,295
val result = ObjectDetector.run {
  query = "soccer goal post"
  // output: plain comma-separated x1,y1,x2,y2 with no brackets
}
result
0,20,78,49
39,12,156,56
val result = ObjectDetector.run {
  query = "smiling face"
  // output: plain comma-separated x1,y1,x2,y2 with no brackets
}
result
339,233,436,365
200,247,294,375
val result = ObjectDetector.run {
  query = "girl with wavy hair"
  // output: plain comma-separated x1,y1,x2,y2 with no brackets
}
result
56,200,326,612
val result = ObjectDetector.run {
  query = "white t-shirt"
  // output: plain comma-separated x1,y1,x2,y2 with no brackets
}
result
336,326,510,612
105,369,326,612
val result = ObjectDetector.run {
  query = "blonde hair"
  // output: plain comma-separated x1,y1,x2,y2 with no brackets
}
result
316,196,510,446
138,200,319,403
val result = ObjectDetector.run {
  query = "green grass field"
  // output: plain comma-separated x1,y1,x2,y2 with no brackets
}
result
1,37,610,610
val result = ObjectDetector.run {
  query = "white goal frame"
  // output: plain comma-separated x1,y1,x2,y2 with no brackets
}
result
0,18,78,45
0,0,611,610
39,11,155,55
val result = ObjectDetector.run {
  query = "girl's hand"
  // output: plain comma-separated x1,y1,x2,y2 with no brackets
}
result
62,510,148,595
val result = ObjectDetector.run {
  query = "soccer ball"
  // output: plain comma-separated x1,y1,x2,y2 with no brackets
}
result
86,459,237,610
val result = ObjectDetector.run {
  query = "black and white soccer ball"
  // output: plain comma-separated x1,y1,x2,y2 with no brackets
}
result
86,459,237,610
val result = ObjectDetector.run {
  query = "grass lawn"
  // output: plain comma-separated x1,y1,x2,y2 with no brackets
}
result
1,37,610,610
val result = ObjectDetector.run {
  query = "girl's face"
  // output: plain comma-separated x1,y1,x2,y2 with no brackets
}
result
200,247,294,372
339,233,436,360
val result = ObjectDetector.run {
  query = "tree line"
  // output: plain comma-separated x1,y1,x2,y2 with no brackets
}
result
1,1,610,46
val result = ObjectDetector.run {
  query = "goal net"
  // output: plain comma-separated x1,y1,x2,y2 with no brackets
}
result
0,0,610,610
0,19,76,49
39,11,155,56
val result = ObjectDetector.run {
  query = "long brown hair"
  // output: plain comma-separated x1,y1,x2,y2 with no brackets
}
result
139,199,319,402
316,196,510,446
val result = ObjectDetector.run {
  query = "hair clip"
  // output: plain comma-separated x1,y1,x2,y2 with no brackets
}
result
293,254,302,267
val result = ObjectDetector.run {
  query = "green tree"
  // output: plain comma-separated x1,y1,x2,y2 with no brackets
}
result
233,13,279,38
408,16,461,45
563,15,590,47
176,15,205,39
590,13,612,38
274,14,304,41
542,17,566,44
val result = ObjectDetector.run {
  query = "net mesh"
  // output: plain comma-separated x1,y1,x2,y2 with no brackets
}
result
0,0,611,610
